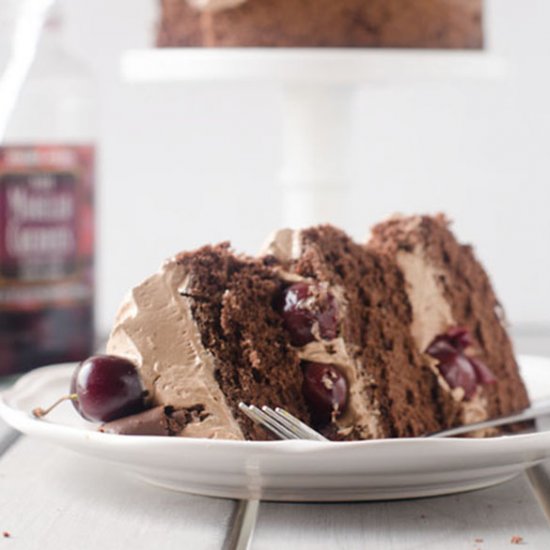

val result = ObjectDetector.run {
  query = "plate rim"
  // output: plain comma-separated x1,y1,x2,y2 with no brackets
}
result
1,354,549,453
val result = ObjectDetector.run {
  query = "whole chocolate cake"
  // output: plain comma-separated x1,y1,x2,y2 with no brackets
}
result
103,217,528,440
157,0,484,49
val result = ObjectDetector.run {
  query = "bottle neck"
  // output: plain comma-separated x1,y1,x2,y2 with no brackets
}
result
38,5,65,52
0,2,65,49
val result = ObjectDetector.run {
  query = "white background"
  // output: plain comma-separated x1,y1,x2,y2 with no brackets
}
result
23,0,550,334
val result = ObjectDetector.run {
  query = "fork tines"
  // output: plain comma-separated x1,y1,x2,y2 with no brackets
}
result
238,403,328,441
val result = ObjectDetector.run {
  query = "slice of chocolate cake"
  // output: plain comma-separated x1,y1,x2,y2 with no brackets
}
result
261,225,447,439
368,214,530,432
106,226,452,441
107,243,309,440
105,218,529,440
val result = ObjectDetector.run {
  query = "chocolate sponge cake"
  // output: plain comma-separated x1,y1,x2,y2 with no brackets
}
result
261,225,448,439
107,243,310,440
175,243,311,439
368,214,530,432
157,0,483,49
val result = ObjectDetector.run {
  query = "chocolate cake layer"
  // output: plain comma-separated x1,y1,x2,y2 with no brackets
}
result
175,243,309,440
368,214,530,429
264,225,447,438
157,0,483,49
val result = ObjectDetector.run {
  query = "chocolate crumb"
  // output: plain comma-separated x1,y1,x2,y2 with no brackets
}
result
324,343,336,354
511,535,524,545
2,531,10,538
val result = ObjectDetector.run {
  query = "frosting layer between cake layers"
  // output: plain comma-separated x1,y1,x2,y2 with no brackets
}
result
395,239,489,427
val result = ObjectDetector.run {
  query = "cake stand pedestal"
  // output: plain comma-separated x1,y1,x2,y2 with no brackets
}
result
122,49,506,227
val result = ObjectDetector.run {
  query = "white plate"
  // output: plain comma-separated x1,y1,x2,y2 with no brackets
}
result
1,355,549,502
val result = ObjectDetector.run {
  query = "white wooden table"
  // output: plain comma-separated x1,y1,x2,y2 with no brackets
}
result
1,330,550,549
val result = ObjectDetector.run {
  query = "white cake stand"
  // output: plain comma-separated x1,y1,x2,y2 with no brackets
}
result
122,49,506,227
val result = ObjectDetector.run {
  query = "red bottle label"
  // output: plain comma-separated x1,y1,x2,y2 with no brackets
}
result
0,145,94,373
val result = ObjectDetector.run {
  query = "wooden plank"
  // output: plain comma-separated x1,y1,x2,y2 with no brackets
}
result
525,410,550,523
253,475,550,549
0,437,234,550
514,329,550,521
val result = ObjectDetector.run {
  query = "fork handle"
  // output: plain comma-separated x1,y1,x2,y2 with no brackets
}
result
429,397,550,438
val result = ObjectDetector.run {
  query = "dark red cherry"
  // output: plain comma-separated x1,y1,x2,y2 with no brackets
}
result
280,283,313,346
281,283,339,346
425,337,459,364
468,356,497,385
317,295,339,340
426,327,473,362
70,355,146,422
426,327,497,399
302,362,348,427
437,354,478,399
446,326,474,351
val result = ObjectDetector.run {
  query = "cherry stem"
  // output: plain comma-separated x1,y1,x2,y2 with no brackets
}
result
32,394,78,418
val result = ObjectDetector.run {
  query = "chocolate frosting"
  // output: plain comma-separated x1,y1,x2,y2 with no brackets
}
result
106,260,244,440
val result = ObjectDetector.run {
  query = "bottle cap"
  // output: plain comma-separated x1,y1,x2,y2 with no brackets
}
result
45,0,63,31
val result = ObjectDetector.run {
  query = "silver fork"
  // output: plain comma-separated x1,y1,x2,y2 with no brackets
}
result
239,398,550,441
238,403,328,441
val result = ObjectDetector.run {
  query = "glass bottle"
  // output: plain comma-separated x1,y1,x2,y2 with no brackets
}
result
0,0,96,375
